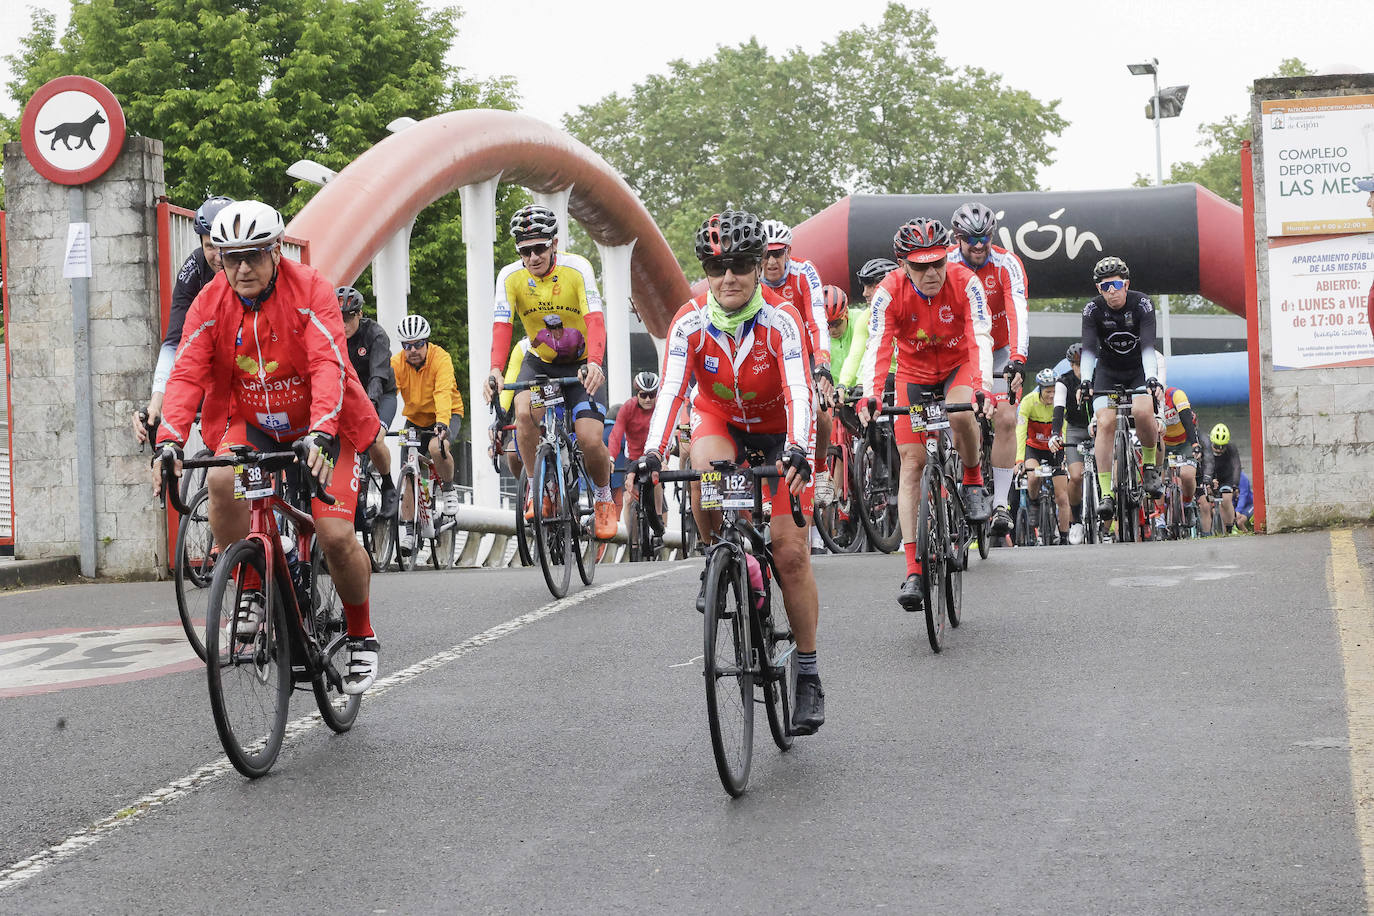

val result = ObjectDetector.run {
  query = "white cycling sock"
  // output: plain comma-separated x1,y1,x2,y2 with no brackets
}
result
594,485,613,502
993,466,1013,509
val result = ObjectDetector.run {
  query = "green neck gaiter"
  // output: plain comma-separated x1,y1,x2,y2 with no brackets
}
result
707,286,765,336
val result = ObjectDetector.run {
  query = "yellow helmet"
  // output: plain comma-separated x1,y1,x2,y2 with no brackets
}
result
1209,423,1231,447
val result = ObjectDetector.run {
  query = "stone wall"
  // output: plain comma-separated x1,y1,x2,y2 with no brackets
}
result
1251,75,1374,531
3,136,166,574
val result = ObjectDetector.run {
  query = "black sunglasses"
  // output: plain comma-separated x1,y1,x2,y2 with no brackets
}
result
401,340,428,351
702,257,760,278
519,243,552,258
221,244,277,269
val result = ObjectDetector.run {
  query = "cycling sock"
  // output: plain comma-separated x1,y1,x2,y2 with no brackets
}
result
343,599,373,638
993,466,1013,508
380,477,394,491
797,650,818,677
1141,445,1157,466
1097,471,1112,495
961,465,984,487
904,540,921,576
238,566,262,591
594,485,613,502
1072,504,1083,524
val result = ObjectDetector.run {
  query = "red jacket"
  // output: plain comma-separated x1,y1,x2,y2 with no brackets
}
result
157,257,380,452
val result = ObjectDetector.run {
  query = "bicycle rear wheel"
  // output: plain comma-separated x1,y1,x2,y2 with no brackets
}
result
431,516,457,570
703,547,754,797
916,472,947,653
760,589,796,752
399,471,421,572
533,444,573,598
571,465,596,586
856,437,901,553
944,484,964,629
308,541,360,732
514,469,535,567
205,540,291,778
815,447,861,553
174,486,216,662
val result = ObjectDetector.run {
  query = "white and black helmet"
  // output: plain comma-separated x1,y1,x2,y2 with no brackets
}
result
857,258,899,284
950,202,997,239
510,205,558,243
633,371,660,395
761,219,793,249
397,314,431,342
1036,368,1056,389
210,200,285,249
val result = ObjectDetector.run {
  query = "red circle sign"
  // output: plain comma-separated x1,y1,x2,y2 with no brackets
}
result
20,75,127,186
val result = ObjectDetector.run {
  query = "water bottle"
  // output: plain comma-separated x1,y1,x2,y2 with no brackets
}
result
283,537,308,608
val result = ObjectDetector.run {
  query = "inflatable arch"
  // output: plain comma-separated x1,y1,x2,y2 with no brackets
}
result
790,184,1247,317
286,109,691,337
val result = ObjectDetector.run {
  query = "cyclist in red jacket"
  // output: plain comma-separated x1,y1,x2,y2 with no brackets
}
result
154,200,383,695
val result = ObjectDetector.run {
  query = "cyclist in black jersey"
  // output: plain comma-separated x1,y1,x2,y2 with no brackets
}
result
1078,256,1163,520
134,195,234,444
1050,343,1092,543
1199,423,1243,535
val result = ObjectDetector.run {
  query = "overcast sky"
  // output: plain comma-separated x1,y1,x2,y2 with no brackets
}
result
3,0,1369,195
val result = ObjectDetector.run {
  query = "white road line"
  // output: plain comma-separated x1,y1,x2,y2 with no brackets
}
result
0,566,683,894
1328,529,1374,915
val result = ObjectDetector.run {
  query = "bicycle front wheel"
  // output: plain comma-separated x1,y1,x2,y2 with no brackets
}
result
431,517,457,570
399,471,421,572
916,472,947,654
856,437,902,553
627,497,645,562
309,541,360,732
703,547,754,797
533,445,573,598
205,540,291,778
514,469,535,567
174,486,216,662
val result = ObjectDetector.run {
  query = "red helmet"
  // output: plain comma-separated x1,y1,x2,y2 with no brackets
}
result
821,285,849,322
893,217,950,264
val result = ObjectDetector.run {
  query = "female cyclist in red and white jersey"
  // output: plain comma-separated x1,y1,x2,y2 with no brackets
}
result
632,209,826,737
858,216,994,614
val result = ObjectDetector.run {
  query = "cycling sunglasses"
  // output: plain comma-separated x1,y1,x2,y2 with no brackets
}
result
401,340,428,351
702,257,760,278
1097,279,1127,292
221,243,278,269
958,234,991,247
518,242,553,258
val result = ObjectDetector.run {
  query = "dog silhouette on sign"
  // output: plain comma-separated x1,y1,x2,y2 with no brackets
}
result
39,110,106,151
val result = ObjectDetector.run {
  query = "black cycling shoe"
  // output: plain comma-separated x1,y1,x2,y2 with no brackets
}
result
989,505,1013,535
898,574,924,612
791,674,825,735
961,484,991,522
1098,494,1116,521
1183,503,1197,527
378,483,399,519
1142,465,1164,498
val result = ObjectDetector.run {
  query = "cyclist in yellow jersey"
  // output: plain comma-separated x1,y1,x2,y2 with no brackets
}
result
392,314,465,536
1015,369,1071,544
483,205,617,539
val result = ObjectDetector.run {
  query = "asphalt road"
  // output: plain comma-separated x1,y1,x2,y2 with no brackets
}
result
1,531,1368,914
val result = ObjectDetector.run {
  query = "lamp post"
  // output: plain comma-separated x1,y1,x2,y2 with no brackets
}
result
1128,58,1175,363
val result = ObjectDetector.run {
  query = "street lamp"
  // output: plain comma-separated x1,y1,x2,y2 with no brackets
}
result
286,159,337,186
1128,58,1189,361
386,116,418,133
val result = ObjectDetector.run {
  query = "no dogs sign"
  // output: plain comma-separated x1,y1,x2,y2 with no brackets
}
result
20,75,127,185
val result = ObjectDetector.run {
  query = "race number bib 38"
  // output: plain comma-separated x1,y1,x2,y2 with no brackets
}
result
234,464,273,500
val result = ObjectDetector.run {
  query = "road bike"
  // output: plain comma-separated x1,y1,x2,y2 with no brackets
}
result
1156,453,1195,540
1011,469,1033,547
1101,385,1151,544
503,376,599,598
1076,440,1106,544
162,443,358,778
882,392,976,654
641,460,806,797
394,426,459,572
1027,459,1066,546
854,395,902,553
813,395,867,554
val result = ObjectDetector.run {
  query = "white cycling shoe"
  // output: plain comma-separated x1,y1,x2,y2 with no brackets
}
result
1068,522,1084,545
443,486,461,516
343,636,381,695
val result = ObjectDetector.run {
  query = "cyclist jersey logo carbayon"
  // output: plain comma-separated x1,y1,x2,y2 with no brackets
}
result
234,311,311,441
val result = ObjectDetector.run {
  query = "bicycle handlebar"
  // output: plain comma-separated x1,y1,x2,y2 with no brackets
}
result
496,375,585,392
160,444,336,514
639,465,806,529
878,403,976,416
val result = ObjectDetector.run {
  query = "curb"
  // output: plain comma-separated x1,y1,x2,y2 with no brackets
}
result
0,556,85,590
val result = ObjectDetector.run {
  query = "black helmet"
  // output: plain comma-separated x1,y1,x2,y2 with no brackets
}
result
509,205,558,242
694,210,766,262
893,217,950,263
336,286,364,314
1092,256,1130,281
950,202,997,238
633,371,660,395
856,258,898,284
194,195,235,237
1065,342,1083,363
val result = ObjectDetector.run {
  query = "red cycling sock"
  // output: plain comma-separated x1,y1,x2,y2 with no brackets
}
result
343,600,374,639
904,541,922,576
238,566,262,591
962,465,984,486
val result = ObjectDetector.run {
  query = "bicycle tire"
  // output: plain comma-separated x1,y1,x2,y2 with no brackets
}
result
571,464,596,586
917,471,947,653
759,579,796,752
205,540,290,778
944,482,964,629
533,444,572,598
399,471,421,572
703,547,754,797
1013,500,1032,547
309,541,360,732
856,437,901,553
627,497,645,562
174,486,215,663
1038,490,1056,546
515,469,535,567
431,516,457,570
179,447,214,507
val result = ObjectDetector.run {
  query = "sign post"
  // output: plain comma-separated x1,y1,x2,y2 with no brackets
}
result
20,76,128,577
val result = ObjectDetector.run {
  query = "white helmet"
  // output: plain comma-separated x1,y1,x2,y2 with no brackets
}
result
761,219,792,248
210,200,285,249
397,314,431,342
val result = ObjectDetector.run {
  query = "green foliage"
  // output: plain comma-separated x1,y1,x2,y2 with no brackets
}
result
1133,57,1312,205
1,0,522,383
565,2,1067,270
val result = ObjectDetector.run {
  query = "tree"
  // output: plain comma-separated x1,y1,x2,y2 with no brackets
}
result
1,0,523,389
566,3,1068,268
